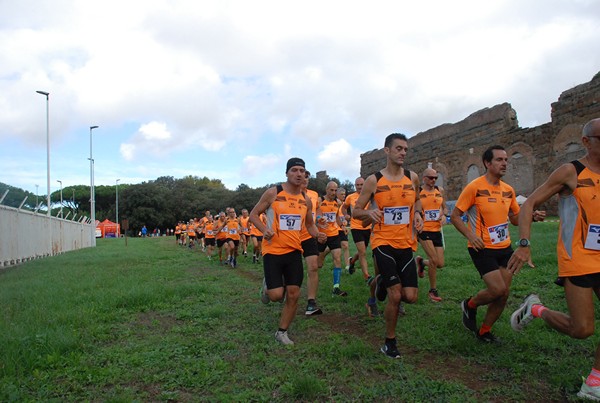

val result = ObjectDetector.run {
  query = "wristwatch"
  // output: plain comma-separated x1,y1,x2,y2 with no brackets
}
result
517,238,530,247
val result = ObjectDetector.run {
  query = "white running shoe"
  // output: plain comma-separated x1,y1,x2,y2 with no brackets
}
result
578,382,600,401
510,294,541,331
275,330,294,345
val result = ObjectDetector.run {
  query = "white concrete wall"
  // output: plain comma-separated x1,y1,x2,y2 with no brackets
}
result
0,205,94,267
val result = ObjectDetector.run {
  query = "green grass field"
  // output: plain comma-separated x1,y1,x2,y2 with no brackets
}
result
1,222,597,401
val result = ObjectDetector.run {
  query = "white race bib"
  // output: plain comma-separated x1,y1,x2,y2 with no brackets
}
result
424,209,440,222
324,212,337,223
280,214,302,231
488,223,509,245
228,228,237,235
584,224,600,251
383,206,410,225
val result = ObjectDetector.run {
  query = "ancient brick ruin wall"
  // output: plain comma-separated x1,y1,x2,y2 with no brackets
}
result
360,73,600,215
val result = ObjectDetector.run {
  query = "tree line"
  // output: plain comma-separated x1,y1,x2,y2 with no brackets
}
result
0,174,354,235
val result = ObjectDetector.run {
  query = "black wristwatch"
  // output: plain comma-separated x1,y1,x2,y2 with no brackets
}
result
517,238,530,247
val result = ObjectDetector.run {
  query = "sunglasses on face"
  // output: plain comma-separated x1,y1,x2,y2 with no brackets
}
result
425,176,438,180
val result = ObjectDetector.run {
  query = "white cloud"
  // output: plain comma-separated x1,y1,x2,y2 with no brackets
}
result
317,139,361,179
241,154,281,179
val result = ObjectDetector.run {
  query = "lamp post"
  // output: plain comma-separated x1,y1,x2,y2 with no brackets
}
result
116,178,120,236
35,184,39,208
36,91,50,216
89,125,99,246
57,180,63,218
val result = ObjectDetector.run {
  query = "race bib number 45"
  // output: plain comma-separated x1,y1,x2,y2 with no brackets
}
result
584,224,600,251
280,214,302,231
488,223,509,245
383,206,410,225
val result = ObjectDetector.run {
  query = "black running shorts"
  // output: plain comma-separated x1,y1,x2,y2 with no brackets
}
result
263,250,304,289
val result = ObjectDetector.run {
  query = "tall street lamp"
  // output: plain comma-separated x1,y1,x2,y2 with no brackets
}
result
36,90,50,216
35,184,39,208
57,180,63,218
116,179,120,235
89,125,99,246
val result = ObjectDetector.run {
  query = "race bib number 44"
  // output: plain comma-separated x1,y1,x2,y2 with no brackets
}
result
383,206,410,225
488,223,509,245
584,224,600,251
280,214,302,231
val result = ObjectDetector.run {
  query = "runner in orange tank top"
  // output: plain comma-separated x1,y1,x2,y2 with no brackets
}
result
239,209,251,258
353,133,424,359
451,145,544,344
301,170,324,316
342,176,378,317
316,181,348,298
414,167,448,303
250,158,325,346
508,118,600,400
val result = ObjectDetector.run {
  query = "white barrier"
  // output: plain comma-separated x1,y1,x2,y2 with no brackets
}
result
0,205,94,267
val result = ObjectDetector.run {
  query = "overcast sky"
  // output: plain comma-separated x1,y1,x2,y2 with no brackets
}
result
1,0,599,197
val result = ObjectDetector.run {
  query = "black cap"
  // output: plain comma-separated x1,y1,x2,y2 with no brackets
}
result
286,157,305,173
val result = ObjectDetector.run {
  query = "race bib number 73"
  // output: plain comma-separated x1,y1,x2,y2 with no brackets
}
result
383,206,410,225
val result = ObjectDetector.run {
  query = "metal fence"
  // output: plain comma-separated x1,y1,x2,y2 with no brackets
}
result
0,204,94,268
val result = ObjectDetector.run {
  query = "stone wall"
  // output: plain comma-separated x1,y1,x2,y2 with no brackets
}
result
360,72,600,214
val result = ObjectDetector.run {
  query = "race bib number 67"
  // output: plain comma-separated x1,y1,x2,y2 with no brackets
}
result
383,206,410,225
280,214,302,231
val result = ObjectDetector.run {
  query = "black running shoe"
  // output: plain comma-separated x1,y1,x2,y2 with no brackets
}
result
476,331,501,344
305,302,323,316
380,344,401,359
461,298,477,333
375,275,387,302
347,257,356,275
332,287,348,297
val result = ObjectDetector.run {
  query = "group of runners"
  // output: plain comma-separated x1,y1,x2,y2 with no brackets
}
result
174,208,267,267
248,118,600,401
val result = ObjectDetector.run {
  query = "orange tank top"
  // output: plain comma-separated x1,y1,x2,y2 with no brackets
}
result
370,170,418,250
300,189,319,241
262,185,307,255
455,175,520,249
420,186,444,232
318,198,340,237
557,160,600,276
344,192,371,231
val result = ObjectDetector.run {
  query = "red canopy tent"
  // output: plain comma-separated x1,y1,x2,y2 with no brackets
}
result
97,219,121,238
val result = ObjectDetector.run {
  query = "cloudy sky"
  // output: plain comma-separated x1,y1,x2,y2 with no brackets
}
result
1,0,599,197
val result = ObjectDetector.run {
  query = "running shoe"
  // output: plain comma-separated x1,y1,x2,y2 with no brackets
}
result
428,288,442,302
476,331,501,344
578,382,600,401
380,344,401,359
332,287,348,297
347,257,356,275
375,275,387,302
461,298,477,332
510,294,541,331
260,278,270,304
416,255,425,278
275,330,294,345
398,302,406,317
366,302,379,317
305,301,323,316
252,255,257,264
